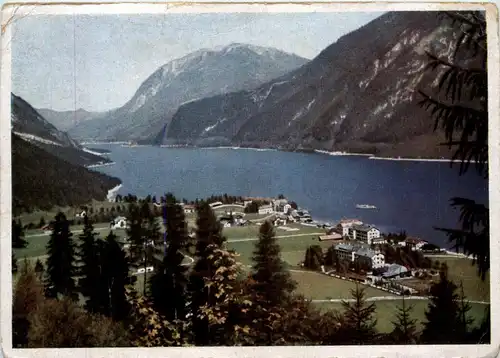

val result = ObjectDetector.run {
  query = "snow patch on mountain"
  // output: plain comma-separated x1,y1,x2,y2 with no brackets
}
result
14,131,63,146
288,99,316,127
203,117,228,134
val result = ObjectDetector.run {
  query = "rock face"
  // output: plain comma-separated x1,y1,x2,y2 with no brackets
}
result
11,93,109,167
67,43,308,142
159,11,459,158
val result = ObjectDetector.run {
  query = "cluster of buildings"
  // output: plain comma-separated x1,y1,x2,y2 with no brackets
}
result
333,242,386,270
323,218,427,279
328,219,386,245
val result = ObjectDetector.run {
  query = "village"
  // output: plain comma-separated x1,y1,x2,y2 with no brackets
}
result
102,196,448,298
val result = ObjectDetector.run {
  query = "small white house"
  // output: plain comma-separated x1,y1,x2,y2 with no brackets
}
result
402,237,428,251
258,204,274,215
111,216,128,230
75,210,87,218
183,205,195,214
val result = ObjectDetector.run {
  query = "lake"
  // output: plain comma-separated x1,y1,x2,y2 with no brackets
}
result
90,144,489,248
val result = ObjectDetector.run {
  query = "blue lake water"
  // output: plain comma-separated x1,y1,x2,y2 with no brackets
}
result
91,144,489,248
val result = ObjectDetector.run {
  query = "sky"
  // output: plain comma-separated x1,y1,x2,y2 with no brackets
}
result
12,12,383,112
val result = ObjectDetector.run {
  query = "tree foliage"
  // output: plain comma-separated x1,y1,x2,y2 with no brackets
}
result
304,245,324,270
77,215,105,314
126,201,162,296
390,294,419,344
338,284,378,344
13,260,45,348
251,221,296,308
149,194,190,321
44,212,78,301
421,272,461,343
12,219,27,248
188,201,227,345
418,11,489,280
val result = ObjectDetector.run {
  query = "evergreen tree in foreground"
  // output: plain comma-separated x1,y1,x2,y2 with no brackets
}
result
127,201,162,296
77,215,105,314
188,201,227,345
44,212,77,301
12,219,28,249
338,284,378,344
12,252,18,274
421,272,461,344
149,194,190,321
103,231,135,321
419,11,489,280
456,281,474,343
34,259,44,279
251,220,296,308
390,294,418,344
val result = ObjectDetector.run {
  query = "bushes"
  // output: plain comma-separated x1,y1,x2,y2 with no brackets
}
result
13,262,131,348
27,297,130,347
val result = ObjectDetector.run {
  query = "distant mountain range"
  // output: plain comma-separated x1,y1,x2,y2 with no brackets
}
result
32,12,465,159
156,12,457,158
11,94,121,213
64,43,308,142
37,107,101,132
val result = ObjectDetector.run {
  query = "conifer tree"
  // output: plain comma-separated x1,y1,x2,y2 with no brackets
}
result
251,220,296,307
127,201,162,296
338,283,378,344
421,272,460,343
456,281,474,342
188,201,227,345
34,259,44,279
103,231,135,321
149,194,190,321
12,219,28,249
304,245,323,270
12,252,18,274
44,212,77,301
419,11,489,280
77,215,104,313
390,294,418,344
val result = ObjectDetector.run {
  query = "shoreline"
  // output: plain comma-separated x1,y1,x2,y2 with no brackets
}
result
159,145,277,152
81,141,128,145
314,149,373,157
106,184,123,202
85,161,116,169
82,147,110,157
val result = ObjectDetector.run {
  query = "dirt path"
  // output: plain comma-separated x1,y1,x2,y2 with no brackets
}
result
25,226,110,238
311,297,490,304
228,232,323,243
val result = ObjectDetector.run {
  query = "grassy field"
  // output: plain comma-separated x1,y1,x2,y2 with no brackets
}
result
15,200,130,225
290,270,394,300
313,300,490,333
428,257,490,302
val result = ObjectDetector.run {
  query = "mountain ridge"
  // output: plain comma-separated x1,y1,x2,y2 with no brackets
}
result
157,12,458,159
67,43,308,142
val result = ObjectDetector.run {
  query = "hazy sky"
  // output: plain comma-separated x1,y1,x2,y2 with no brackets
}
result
12,12,383,112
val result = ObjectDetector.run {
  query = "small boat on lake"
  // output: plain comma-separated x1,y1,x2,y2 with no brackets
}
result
356,204,377,209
